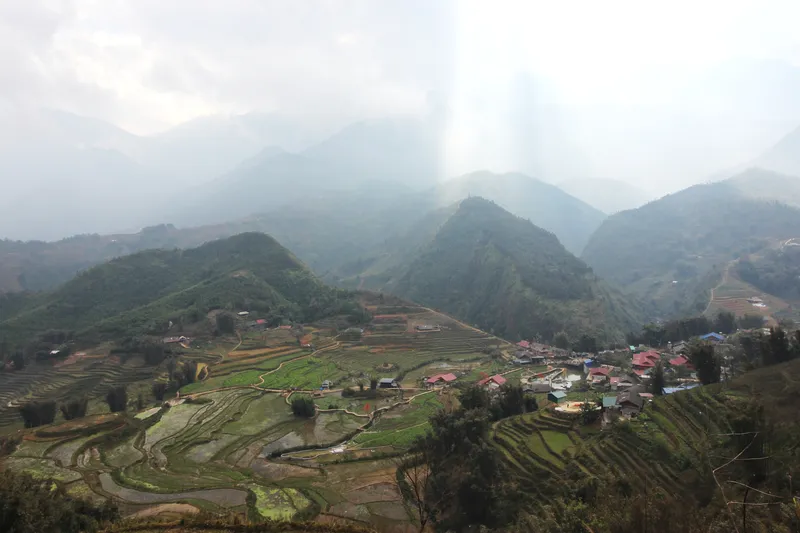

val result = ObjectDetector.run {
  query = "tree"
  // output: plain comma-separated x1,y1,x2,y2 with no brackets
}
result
575,334,598,354
181,360,198,385
396,455,435,533
689,343,720,385
142,342,166,366
0,469,118,533
60,397,88,420
650,361,666,396
553,331,570,350
459,385,490,411
766,327,793,365
152,382,168,402
136,393,145,411
290,396,315,418
105,386,128,413
524,394,538,412
19,401,57,428
369,376,378,390
714,311,737,334
738,314,765,330
580,397,601,425
413,409,519,531
495,384,525,419
215,313,235,335
10,351,25,370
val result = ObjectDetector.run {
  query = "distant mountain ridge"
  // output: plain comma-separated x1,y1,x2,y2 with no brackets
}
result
0,233,360,344
581,180,800,317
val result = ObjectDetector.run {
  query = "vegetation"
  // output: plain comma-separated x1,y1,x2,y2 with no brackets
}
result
582,181,800,317
105,386,128,413
392,197,643,344
0,233,368,345
0,469,118,533
689,343,720,384
60,396,89,420
290,396,316,418
19,401,57,428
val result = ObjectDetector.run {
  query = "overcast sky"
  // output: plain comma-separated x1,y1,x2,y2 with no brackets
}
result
2,0,800,190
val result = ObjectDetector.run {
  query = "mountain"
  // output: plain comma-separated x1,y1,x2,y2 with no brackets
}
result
556,178,651,214
752,124,800,177
426,172,607,254
581,181,800,318
0,233,360,344
379,197,641,344
725,167,800,208
301,115,445,191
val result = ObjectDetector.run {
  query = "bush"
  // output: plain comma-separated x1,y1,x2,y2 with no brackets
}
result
290,396,316,418
60,397,88,420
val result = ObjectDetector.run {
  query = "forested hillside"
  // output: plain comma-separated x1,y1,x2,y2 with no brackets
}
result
0,233,363,345
390,197,641,344
581,181,800,318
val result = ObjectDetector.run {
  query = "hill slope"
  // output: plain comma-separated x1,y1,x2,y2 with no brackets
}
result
0,233,360,344
752,124,800,177
581,181,800,317
388,197,640,343
725,167,800,208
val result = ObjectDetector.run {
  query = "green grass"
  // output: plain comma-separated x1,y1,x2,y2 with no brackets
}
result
540,430,572,454
259,357,343,390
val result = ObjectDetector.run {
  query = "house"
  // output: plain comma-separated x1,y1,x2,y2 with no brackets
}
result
669,355,690,367
616,390,644,415
633,350,660,370
517,340,531,349
616,375,640,390
602,396,618,409
278,325,292,330
589,367,611,387
237,311,250,317
700,333,725,343
477,374,507,389
671,341,689,354
415,324,439,332
638,392,654,401
321,380,332,390
513,353,532,365
548,391,567,403
609,377,621,390
524,383,551,393
530,355,546,365
378,378,399,388
426,373,457,386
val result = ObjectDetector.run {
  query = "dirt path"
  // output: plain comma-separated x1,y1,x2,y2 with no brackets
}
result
703,262,732,315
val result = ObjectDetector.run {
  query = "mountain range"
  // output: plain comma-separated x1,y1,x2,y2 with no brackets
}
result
581,170,800,318
0,233,360,345
357,197,641,343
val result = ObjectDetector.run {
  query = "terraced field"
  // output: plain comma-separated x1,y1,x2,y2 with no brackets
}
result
1,300,508,528
492,385,738,509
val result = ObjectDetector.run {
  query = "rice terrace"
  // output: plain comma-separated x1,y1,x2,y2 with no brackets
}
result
0,295,510,530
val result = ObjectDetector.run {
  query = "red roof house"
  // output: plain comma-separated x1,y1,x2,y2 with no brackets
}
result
517,340,531,349
668,355,689,366
477,374,507,387
426,373,458,385
589,367,611,376
256,319,267,325
633,350,660,369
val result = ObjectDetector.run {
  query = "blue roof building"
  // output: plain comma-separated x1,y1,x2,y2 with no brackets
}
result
700,333,725,342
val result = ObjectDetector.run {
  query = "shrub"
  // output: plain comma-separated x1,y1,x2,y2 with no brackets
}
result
291,396,316,418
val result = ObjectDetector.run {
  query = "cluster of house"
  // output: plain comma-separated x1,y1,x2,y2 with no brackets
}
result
513,340,553,365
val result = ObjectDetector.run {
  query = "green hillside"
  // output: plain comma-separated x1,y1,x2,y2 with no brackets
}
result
0,232,361,344
389,197,641,344
581,181,800,318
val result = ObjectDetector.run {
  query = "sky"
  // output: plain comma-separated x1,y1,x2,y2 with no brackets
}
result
2,0,800,190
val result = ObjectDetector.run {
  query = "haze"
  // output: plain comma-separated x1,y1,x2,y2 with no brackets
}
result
2,0,800,241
